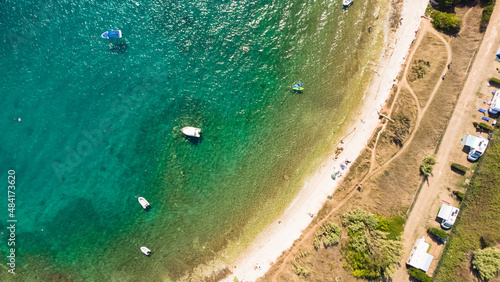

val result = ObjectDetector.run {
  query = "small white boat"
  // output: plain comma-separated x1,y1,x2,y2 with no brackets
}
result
181,127,201,138
343,0,353,7
141,246,151,256
138,197,151,210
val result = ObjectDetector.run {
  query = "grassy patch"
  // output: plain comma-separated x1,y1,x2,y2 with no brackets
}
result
434,129,500,281
377,215,405,240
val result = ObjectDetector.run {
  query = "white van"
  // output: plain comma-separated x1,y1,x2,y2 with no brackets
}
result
489,90,500,114
437,203,460,230
462,134,489,161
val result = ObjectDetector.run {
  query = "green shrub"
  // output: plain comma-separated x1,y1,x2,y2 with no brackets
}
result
431,11,462,33
437,0,458,10
294,263,310,278
489,77,500,86
420,155,436,176
472,247,500,280
453,190,465,201
451,163,468,174
482,3,495,23
479,122,494,132
342,209,379,232
429,227,449,239
408,267,432,282
409,60,431,81
314,222,341,249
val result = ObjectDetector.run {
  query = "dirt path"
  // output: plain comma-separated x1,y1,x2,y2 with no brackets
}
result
392,3,500,280
359,19,451,189
270,18,453,281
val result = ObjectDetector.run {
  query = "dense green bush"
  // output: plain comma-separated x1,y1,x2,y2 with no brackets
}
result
489,77,500,86
482,2,495,23
431,11,462,32
482,5,494,21
420,155,437,176
472,247,500,280
453,190,465,201
342,210,403,279
437,0,457,10
451,163,469,174
429,227,449,239
408,267,432,282
343,209,379,232
479,122,494,132
313,222,341,249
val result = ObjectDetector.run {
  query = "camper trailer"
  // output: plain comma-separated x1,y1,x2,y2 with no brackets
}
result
462,134,489,161
437,203,460,229
490,90,500,114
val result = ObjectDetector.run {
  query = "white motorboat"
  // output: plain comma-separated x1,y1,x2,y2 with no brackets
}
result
181,126,201,138
141,246,151,256
138,197,151,210
343,0,353,7
101,30,122,39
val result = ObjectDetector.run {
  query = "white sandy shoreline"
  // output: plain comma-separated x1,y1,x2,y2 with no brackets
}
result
224,0,429,281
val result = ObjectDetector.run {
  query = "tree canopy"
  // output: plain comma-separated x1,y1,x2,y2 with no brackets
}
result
431,11,462,33
472,247,500,280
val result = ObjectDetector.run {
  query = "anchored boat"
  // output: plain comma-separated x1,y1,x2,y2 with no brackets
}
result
138,197,151,210
141,246,151,256
101,30,122,39
181,127,201,138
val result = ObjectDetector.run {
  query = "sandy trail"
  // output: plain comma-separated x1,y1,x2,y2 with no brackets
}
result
224,0,429,281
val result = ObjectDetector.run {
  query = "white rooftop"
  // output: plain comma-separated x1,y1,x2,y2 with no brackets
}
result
407,236,434,272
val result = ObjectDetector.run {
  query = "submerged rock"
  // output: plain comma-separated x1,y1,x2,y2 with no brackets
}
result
109,42,128,54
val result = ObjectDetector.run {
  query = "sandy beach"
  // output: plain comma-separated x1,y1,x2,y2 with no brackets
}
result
225,0,429,281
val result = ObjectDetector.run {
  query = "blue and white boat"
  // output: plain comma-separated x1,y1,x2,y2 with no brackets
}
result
101,30,122,39
291,83,303,88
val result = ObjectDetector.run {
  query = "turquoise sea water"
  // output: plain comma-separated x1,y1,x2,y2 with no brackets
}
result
0,0,385,280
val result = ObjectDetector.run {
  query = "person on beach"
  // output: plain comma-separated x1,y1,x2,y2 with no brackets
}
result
357,184,362,191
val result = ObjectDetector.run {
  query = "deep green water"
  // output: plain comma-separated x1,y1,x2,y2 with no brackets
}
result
0,0,385,280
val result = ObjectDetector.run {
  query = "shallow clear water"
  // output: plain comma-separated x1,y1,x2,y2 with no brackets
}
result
0,0,384,280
